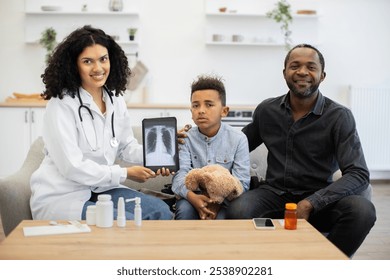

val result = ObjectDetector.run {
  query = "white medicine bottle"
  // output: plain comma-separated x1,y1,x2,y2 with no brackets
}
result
96,194,114,228
86,205,96,225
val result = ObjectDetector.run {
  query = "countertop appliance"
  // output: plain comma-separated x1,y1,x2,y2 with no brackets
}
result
222,110,253,129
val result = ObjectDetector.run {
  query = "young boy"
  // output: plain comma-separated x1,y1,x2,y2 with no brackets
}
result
172,75,250,220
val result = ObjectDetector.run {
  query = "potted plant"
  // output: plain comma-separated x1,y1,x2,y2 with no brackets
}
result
266,0,293,50
39,27,57,64
127,28,137,41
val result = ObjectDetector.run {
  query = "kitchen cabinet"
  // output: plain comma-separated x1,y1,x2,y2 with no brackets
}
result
0,107,45,177
24,0,140,54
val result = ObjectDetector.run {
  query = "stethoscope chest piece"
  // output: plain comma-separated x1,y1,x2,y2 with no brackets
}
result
110,137,119,148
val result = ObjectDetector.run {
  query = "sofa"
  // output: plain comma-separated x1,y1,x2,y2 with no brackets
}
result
0,126,267,236
0,126,371,237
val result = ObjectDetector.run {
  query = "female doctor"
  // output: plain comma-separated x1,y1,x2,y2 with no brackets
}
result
30,25,173,221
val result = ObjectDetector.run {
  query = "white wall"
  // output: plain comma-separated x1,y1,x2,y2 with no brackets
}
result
0,0,389,106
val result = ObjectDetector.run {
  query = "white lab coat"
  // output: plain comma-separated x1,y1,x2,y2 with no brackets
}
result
30,87,143,220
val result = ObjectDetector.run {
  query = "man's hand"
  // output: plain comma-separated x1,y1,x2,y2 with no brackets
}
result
297,199,314,220
177,124,192,144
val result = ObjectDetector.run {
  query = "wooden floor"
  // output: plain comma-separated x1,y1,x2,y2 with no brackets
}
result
0,181,389,260
353,181,390,260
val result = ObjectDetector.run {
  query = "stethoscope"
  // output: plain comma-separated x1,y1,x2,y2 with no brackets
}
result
76,85,119,151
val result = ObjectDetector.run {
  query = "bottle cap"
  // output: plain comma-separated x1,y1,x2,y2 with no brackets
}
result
285,203,297,210
98,194,112,201
87,205,96,211
126,197,141,205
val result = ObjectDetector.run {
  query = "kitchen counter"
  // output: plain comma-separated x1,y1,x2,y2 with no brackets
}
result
0,101,47,107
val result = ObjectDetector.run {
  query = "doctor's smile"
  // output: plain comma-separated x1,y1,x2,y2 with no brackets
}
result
90,73,106,80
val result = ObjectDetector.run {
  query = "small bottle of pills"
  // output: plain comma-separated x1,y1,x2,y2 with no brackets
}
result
96,194,114,228
284,203,297,230
86,205,96,225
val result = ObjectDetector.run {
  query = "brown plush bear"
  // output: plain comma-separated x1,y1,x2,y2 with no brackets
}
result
185,164,244,218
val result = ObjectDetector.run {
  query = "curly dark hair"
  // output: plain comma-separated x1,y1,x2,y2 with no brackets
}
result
191,74,226,106
41,25,131,100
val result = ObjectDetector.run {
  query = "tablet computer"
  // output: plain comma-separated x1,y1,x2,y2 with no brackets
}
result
142,117,179,172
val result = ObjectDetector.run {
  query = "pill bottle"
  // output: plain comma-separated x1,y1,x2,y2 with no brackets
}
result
284,203,297,230
96,194,114,228
86,205,96,225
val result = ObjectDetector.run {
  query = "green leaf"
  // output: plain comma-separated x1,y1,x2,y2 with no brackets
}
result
266,0,293,50
39,27,57,64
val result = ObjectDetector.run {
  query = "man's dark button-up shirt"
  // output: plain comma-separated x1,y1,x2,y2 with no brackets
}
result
243,92,369,212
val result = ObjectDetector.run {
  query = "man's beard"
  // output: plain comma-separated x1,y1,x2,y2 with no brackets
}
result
286,80,320,99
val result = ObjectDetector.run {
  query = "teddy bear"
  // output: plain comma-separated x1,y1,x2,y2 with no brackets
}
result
185,164,244,219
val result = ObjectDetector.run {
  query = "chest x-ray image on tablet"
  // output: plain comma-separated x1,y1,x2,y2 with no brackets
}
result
142,117,179,172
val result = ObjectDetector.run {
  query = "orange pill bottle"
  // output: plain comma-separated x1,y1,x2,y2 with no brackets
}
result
284,203,297,230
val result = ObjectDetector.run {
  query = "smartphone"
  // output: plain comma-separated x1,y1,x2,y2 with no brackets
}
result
252,218,275,230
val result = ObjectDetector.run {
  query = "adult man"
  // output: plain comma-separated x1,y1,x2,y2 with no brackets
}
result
226,44,376,258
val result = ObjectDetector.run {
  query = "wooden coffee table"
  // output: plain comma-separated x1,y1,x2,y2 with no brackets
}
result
0,219,347,260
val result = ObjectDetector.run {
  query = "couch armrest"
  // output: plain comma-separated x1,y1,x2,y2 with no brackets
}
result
0,173,33,236
249,144,268,180
0,137,44,236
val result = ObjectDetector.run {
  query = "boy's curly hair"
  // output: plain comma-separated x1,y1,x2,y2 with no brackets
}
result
41,25,131,100
191,74,226,106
